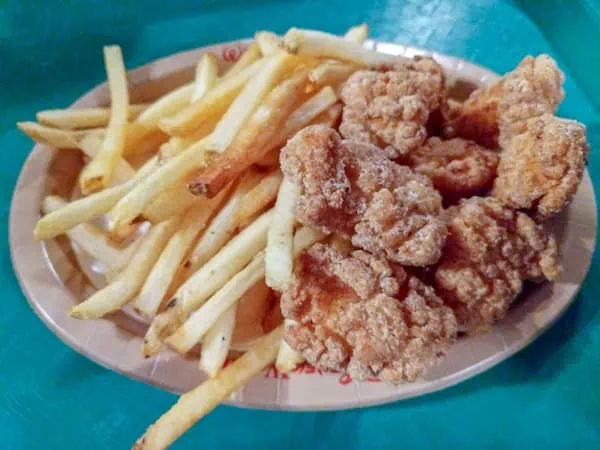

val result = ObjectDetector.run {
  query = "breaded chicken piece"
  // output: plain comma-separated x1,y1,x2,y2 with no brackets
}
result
445,55,564,148
339,56,447,159
282,243,458,383
493,114,589,222
401,137,499,202
434,197,560,333
280,125,447,266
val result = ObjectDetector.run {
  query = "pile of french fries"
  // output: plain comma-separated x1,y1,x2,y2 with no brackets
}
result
19,24,405,449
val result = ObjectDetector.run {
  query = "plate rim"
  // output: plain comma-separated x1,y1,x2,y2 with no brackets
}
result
9,38,598,411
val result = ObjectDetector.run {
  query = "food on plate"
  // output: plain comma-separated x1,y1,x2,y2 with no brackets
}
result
445,54,564,148
400,136,499,202
282,243,457,382
434,197,560,333
492,114,589,222
339,56,446,159
17,23,590,449
280,125,447,266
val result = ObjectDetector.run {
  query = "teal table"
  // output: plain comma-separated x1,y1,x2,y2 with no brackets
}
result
2,1,600,448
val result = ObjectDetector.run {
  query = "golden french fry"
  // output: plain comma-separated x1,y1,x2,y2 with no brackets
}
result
70,217,178,320
192,53,220,102
133,326,283,450
142,182,210,224
42,196,122,264
343,23,369,43
276,324,305,373
166,226,324,354
187,69,311,197
254,31,281,56
223,43,261,78
78,133,136,184
308,60,357,86
204,51,294,153
283,28,407,66
34,157,158,241
265,176,299,291
159,59,265,137
17,121,102,148
236,169,283,227
79,46,130,194
198,303,237,377
135,189,228,320
36,104,148,130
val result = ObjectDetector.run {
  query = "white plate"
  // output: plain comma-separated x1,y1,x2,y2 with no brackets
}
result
10,40,597,410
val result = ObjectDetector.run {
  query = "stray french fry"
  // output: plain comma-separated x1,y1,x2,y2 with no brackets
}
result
187,69,311,197
166,226,324,354
265,176,299,291
343,23,369,43
17,121,102,148
276,324,305,373
135,189,228,320
36,104,148,130
235,169,283,227
133,326,283,450
223,43,261,78
255,31,281,56
199,303,237,377
159,59,265,137
70,216,178,320
79,46,129,194
142,209,274,356
204,51,294,153
283,28,407,66
192,53,220,102
42,196,122,264
34,157,158,240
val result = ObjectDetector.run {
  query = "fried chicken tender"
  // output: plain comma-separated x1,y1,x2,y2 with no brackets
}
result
401,137,499,202
339,56,447,159
280,125,447,266
445,55,565,148
434,197,560,333
493,114,589,222
282,243,458,383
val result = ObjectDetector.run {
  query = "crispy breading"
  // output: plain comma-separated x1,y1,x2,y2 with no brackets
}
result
339,56,447,158
280,125,447,266
445,55,564,148
434,197,560,333
282,243,457,383
493,114,589,222
401,137,499,202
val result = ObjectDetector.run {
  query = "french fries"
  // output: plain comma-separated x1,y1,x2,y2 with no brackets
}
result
105,234,146,283
276,325,305,373
344,23,369,43
166,226,325,355
198,303,237,377
192,53,220,102
70,216,178,319
308,60,357,87
34,157,158,240
135,190,228,320
255,31,281,56
36,104,148,130
142,182,210,224
79,46,130,194
17,122,102,148
42,196,122,264
78,133,136,184
159,59,265,137
309,103,343,128
187,69,312,197
134,326,283,450
283,28,407,66
265,176,299,291
235,169,283,226
224,43,261,78
204,51,294,153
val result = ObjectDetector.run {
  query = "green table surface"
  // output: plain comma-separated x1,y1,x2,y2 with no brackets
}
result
2,1,600,449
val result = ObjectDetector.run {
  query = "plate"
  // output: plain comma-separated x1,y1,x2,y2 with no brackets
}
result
10,39,597,410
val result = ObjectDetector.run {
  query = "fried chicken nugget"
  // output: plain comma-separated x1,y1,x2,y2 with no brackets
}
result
401,137,499,202
339,56,447,159
280,125,447,266
493,114,589,222
445,55,564,148
434,197,560,333
282,243,458,383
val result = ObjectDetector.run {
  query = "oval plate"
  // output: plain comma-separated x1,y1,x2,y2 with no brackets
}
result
10,40,597,410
